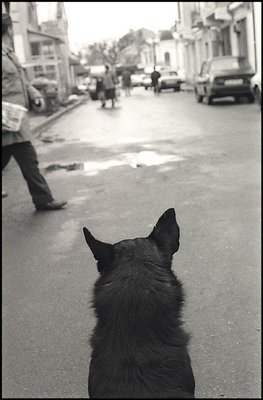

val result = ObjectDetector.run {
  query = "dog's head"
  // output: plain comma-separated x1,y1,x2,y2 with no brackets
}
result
83,208,180,273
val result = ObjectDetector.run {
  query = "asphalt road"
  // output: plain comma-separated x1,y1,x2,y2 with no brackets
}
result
2,88,261,398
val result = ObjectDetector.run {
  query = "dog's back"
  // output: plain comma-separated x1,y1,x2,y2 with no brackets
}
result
83,209,195,398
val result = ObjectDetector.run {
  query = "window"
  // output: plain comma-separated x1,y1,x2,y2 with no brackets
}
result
200,62,208,75
46,65,55,71
42,41,55,56
222,26,231,56
34,65,43,72
45,65,57,80
164,52,171,66
31,42,40,56
33,65,44,78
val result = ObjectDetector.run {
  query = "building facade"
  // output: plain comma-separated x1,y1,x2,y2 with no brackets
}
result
6,2,72,100
175,2,261,84
39,2,72,97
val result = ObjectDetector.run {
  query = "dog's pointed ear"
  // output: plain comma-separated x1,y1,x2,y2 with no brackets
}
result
83,227,114,273
149,208,180,255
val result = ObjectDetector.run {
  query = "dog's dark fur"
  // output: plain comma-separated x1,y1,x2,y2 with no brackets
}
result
83,208,195,398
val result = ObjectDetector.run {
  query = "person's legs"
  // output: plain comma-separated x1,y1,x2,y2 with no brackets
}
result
111,89,115,108
11,141,54,206
2,145,12,197
2,145,12,171
99,91,105,107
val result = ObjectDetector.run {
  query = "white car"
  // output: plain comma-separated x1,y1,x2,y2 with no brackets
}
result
158,71,181,92
131,74,145,87
250,71,261,107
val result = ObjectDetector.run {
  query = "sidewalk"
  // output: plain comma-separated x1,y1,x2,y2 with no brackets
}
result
29,95,89,136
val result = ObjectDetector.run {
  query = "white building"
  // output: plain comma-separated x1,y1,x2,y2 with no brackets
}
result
176,2,261,84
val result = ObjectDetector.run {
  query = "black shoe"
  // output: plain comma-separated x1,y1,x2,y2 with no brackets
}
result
2,191,8,198
35,200,67,211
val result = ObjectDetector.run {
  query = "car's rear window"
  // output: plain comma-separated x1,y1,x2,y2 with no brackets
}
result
211,58,250,71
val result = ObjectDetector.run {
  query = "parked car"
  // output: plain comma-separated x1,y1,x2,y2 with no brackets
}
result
158,70,181,92
77,83,88,94
194,56,255,105
131,74,145,87
250,71,261,107
142,74,152,90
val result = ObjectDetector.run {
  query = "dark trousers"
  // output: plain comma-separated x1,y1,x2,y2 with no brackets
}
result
2,141,53,206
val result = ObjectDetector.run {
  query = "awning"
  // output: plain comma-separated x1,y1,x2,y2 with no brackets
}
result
74,65,89,76
28,29,64,43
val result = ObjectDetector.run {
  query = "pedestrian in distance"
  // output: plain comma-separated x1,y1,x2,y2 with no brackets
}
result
122,68,132,97
96,77,106,108
151,67,161,94
2,14,67,211
102,65,117,108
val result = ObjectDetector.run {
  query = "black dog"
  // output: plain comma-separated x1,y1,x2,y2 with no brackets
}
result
83,208,195,398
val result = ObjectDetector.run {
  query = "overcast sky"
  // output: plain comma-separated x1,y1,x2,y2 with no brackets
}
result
60,2,178,51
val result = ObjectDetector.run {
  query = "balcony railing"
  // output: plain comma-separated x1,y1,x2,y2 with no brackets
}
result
31,54,56,61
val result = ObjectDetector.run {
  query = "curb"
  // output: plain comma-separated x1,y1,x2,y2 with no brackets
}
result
31,96,89,136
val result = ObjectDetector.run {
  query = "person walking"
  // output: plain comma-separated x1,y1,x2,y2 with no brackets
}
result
151,67,161,94
122,68,132,97
102,65,116,108
2,14,67,211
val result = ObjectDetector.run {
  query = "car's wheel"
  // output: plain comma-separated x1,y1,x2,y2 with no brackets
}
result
205,93,213,105
195,89,203,103
247,94,255,103
254,87,261,107
234,96,240,103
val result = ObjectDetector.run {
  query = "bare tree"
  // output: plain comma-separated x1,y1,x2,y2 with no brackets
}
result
97,40,120,68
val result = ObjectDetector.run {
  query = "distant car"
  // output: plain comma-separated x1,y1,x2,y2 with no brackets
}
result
176,70,186,83
250,71,261,107
142,74,152,90
158,70,181,92
194,56,255,105
77,83,88,94
131,74,145,87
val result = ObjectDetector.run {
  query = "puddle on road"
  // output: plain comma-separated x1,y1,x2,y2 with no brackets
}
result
44,151,185,176
41,137,66,143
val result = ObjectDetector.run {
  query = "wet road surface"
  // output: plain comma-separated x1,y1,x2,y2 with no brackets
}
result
2,88,261,398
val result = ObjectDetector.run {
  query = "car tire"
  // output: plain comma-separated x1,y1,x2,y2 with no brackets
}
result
195,89,203,103
254,87,261,107
247,94,255,103
206,93,213,105
234,96,240,103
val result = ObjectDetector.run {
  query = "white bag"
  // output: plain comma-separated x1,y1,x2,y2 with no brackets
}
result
2,101,27,132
